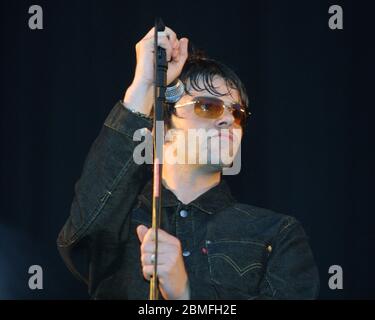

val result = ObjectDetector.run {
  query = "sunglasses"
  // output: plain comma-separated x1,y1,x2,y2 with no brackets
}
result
174,96,250,127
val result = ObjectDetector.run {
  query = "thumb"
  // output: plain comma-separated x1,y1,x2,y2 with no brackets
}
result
136,224,149,243
178,37,189,65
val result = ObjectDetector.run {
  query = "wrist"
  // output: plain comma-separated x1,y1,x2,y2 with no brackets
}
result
123,81,153,116
130,78,153,91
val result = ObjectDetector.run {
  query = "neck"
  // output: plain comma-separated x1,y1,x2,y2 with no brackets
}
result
162,164,221,205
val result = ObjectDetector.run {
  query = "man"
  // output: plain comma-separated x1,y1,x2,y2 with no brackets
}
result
57,26,319,299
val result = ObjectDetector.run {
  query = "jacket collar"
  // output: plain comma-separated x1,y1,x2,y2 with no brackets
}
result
137,178,236,215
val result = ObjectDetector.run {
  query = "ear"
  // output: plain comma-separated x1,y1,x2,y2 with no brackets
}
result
136,225,148,243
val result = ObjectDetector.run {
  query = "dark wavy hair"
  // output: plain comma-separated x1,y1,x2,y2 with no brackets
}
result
165,43,250,129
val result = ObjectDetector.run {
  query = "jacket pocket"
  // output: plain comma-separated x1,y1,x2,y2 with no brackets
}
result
206,239,269,295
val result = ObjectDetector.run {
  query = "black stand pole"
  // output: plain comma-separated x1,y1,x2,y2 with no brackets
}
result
149,17,167,300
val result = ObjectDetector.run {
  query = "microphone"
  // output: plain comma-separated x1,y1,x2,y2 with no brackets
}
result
165,79,185,103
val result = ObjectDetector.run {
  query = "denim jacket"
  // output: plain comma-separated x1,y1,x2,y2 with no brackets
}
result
57,101,320,300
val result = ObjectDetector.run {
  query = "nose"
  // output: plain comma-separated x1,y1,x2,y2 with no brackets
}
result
214,107,235,128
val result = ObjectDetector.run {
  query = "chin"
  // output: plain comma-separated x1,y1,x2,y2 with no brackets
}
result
205,153,235,167
204,145,237,166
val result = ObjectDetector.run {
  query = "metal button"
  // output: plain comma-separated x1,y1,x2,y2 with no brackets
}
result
182,250,191,257
179,209,188,218
267,245,272,253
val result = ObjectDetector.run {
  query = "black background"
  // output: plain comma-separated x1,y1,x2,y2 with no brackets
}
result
0,0,374,299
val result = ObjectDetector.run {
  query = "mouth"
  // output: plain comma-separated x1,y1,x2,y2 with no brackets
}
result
218,133,234,142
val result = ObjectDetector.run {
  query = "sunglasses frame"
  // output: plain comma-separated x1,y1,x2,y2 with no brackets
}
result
174,96,251,127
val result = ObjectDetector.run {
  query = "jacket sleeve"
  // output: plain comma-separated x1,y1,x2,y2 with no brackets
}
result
56,101,153,288
188,217,320,300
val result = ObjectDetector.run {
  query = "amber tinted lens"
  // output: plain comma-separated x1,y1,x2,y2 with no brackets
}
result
194,97,224,119
231,104,247,126
193,97,247,127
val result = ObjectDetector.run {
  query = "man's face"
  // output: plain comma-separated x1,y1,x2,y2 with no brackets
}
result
164,76,243,168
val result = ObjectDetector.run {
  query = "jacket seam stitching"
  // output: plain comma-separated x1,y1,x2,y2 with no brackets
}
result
62,156,134,246
103,122,136,140
233,206,257,218
279,218,297,235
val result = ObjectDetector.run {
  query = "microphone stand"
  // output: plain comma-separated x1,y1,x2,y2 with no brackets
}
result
149,17,167,300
